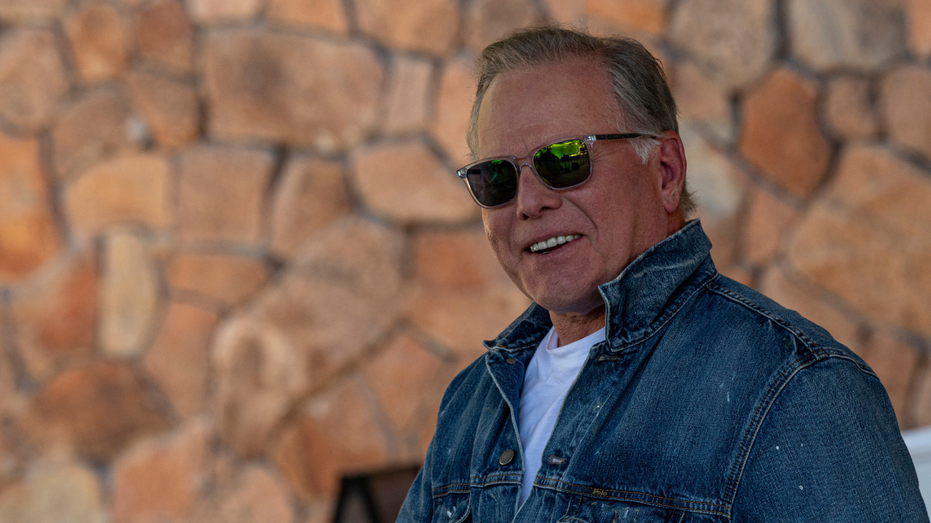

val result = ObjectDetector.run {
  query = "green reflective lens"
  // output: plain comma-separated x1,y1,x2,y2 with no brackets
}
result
533,139,591,188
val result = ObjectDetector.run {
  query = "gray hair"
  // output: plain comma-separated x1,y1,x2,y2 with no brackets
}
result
467,25,695,216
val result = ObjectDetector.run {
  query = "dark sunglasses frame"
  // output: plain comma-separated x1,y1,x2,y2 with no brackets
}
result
455,133,652,208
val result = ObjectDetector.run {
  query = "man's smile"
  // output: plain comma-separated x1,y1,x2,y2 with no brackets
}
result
528,234,582,253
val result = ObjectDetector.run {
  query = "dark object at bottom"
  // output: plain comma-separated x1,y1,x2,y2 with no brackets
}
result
332,465,421,523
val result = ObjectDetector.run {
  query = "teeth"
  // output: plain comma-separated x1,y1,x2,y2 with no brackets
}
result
530,234,581,253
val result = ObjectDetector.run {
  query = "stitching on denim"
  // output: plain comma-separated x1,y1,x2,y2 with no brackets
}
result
431,474,522,498
534,478,730,517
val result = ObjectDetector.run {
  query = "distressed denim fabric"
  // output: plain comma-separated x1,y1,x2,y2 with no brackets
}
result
398,220,928,523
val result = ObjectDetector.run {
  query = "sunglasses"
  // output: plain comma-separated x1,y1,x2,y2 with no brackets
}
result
456,133,650,208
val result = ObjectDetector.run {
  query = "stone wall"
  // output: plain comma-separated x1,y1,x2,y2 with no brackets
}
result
0,0,929,521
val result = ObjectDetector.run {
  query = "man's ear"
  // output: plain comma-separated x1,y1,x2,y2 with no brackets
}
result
656,130,687,214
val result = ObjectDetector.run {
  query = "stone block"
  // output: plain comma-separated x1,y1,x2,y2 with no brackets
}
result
18,362,171,460
823,76,878,141
186,466,295,523
356,0,459,55
189,0,262,22
860,331,920,424
542,0,582,22
0,29,69,133
269,157,349,260
143,303,218,417
268,0,348,34
166,253,267,308
12,250,97,382
273,376,389,498
430,58,476,166
758,265,862,352
204,29,383,151
880,66,931,161
413,227,509,290
0,133,61,283
0,464,104,523
100,231,160,357
381,56,433,135
788,0,907,71
908,0,931,57
739,68,831,198
63,153,171,238
112,420,209,523
64,2,128,83
212,217,406,456
0,0,66,21
669,0,776,88
465,0,540,53
351,141,478,224
585,0,669,36
52,89,137,180
127,70,199,149
177,145,274,244
742,186,796,265
135,0,193,73
672,61,734,144
909,362,931,428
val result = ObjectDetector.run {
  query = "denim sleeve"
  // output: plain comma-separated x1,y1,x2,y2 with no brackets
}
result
733,356,929,522
396,465,431,522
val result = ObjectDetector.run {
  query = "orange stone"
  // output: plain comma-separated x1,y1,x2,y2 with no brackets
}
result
186,466,295,523
859,331,920,425
127,70,199,148
672,61,735,144
143,302,218,417
135,0,193,72
188,0,262,22
430,58,476,166
381,56,433,135
351,141,477,224
0,0,66,21
823,76,878,140
0,29,69,133
18,362,171,460
908,0,931,57
739,68,831,198
166,253,268,307
880,66,931,161
0,133,61,282
64,2,128,83
267,0,348,34
177,145,274,244
413,227,509,290
741,186,796,265
584,0,669,36
0,464,104,523
465,0,540,53
100,231,160,357
52,89,137,180
356,0,460,55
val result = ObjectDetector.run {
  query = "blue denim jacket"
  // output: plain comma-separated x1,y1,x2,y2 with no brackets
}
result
398,221,928,522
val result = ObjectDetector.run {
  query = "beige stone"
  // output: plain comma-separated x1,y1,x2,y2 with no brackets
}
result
212,217,406,456
18,362,171,460
64,2,128,83
823,76,878,140
669,0,776,88
12,250,97,381
274,376,389,498
167,253,267,307
356,0,459,55
860,331,920,424
413,227,510,290
112,421,209,523
742,186,796,265
268,0,348,34
100,231,160,357
0,29,69,133
908,0,931,57
127,70,199,149
584,0,669,36
739,68,831,198
788,0,907,71
466,0,540,52
64,153,171,238
672,61,734,144
144,303,218,417
0,133,61,283
351,141,478,224
0,0,66,21
269,158,350,260
204,30,383,151
52,89,137,180
0,464,104,523
136,0,193,72
430,58,476,166
0,309,18,417
542,0,583,22
189,0,262,22
177,145,274,244
880,66,931,161
186,466,295,523
382,56,433,135
758,265,861,351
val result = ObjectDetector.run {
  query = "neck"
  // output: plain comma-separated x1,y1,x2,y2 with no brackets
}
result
549,306,606,347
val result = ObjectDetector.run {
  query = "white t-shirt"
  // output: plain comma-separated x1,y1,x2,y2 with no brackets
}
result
517,326,606,504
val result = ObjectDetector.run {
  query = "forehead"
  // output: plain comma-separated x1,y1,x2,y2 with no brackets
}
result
476,58,622,157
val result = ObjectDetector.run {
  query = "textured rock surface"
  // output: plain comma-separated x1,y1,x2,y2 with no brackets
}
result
52,89,138,179
64,2,128,83
0,29,69,132
167,254,267,308
127,70,199,148
356,0,459,54
880,66,931,160
136,0,194,72
466,0,540,53
824,76,878,140
0,464,104,523
268,0,348,33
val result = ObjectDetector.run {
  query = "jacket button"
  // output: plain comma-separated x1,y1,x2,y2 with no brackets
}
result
505,358,517,364
499,449,515,465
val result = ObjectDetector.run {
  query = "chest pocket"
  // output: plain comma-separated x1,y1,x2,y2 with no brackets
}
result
558,499,686,523
432,494,471,523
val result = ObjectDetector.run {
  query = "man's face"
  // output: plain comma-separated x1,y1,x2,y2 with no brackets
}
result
476,58,679,317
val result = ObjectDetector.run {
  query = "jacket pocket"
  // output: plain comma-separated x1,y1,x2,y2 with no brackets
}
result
432,493,471,523
558,500,685,523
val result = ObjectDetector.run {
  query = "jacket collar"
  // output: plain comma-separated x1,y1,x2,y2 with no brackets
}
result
485,220,716,353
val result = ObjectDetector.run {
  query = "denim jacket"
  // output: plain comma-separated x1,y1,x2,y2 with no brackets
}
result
398,221,928,522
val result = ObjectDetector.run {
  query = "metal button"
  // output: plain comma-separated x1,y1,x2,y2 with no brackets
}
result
505,358,517,364
547,455,566,465
499,449,515,465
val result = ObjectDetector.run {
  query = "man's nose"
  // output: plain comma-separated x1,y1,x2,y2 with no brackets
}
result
514,163,562,219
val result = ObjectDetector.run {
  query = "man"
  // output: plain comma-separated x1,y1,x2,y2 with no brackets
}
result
399,26,927,522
